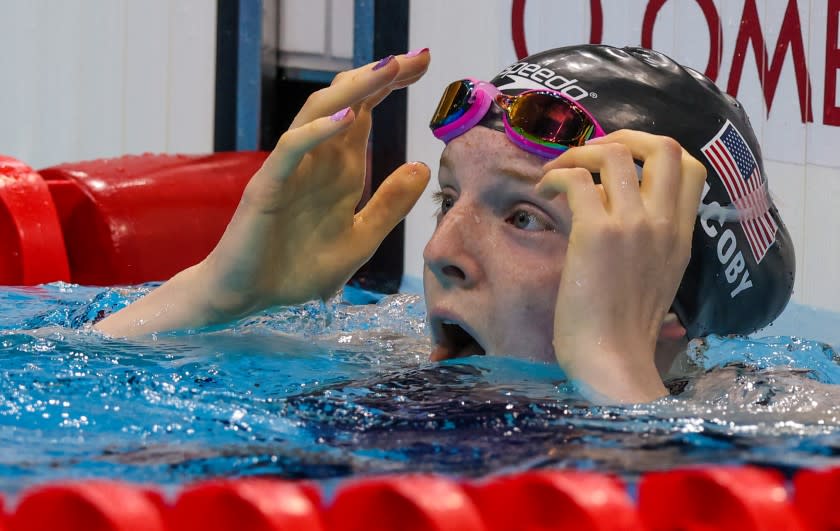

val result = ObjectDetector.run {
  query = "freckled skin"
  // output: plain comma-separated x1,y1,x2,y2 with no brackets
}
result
423,127,573,362
423,126,688,368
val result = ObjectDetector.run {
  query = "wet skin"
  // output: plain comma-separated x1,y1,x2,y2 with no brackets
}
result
424,127,570,363
92,47,698,402
424,126,688,369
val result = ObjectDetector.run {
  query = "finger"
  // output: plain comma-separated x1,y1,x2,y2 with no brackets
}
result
360,84,400,112
545,144,641,215
353,161,431,248
677,152,707,241
344,70,425,150
588,130,684,218
536,168,606,220
389,69,428,90
260,108,356,182
343,106,374,152
331,49,430,89
290,57,399,129
292,50,430,129
309,51,429,150
381,49,431,90
349,51,431,119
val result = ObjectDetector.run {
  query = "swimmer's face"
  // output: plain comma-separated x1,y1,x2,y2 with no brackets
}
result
423,127,571,362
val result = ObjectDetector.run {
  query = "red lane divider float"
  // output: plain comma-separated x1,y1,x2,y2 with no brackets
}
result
39,152,268,286
464,470,643,530
639,467,806,531
0,463,838,530
794,468,840,531
0,156,70,285
168,479,326,531
0,152,268,287
328,475,487,531
9,481,165,531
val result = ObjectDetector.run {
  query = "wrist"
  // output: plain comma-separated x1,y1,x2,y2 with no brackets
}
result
555,338,667,404
194,258,268,324
94,262,232,338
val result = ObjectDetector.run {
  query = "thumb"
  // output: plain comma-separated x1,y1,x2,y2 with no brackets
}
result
354,161,430,245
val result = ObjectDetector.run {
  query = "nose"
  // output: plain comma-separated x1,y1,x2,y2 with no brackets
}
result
422,204,484,289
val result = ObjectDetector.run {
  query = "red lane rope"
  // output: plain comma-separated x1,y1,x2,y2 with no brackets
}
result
0,467,824,531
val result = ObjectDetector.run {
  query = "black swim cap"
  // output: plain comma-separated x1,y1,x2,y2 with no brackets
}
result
485,45,795,337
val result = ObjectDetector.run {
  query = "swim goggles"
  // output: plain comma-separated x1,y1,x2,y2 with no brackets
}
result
429,78,606,158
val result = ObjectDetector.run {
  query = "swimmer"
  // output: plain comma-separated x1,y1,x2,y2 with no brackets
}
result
94,45,795,404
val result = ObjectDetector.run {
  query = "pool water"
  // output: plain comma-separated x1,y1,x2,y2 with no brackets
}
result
1,283,840,496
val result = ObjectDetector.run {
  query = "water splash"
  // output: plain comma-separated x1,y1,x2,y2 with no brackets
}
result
0,283,837,493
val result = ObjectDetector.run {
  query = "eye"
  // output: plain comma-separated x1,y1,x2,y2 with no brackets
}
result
432,190,456,217
506,209,552,231
441,196,455,214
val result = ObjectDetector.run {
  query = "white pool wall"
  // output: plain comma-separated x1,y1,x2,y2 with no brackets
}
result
405,0,840,318
1,0,839,321
0,0,217,168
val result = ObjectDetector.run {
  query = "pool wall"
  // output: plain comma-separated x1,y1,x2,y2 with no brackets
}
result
403,0,840,318
1,1,837,315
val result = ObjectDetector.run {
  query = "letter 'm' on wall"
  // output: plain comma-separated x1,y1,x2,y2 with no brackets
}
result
826,0,840,126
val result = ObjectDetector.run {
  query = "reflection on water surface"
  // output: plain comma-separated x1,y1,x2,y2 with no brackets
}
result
0,283,838,494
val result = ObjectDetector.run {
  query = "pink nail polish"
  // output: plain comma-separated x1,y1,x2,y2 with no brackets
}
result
372,55,395,71
405,47,429,57
331,107,351,122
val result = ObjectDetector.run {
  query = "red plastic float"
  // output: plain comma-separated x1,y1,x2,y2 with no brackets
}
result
328,475,487,531
39,152,267,285
0,152,267,287
9,481,166,531
168,478,325,531
0,467,839,530
0,156,69,285
793,468,840,531
638,467,805,531
464,470,643,530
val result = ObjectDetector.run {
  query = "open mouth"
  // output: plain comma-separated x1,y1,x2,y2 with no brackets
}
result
430,319,487,361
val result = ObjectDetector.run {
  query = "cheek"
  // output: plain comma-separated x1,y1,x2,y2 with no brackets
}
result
490,239,565,313
492,233,568,285
489,271,559,360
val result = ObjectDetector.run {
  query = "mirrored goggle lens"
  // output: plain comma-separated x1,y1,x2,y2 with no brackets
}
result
507,92,595,147
430,80,474,129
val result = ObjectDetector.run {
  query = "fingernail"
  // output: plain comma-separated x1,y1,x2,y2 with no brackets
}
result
407,161,430,181
372,55,395,71
405,47,429,57
330,107,351,122
585,135,606,144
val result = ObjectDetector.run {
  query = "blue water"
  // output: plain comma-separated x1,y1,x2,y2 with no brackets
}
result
1,283,840,496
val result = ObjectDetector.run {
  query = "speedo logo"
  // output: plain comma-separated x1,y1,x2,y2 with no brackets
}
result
495,62,592,101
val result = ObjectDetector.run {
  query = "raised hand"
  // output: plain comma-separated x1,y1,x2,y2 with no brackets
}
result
537,130,706,403
96,50,431,337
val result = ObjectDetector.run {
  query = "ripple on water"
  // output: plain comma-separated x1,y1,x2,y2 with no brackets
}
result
0,283,837,493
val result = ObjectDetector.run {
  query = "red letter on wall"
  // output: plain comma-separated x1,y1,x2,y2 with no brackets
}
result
826,0,840,126
727,0,813,123
511,0,603,60
641,0,722,81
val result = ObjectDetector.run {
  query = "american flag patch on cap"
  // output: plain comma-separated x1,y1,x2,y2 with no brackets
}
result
701,121,777,263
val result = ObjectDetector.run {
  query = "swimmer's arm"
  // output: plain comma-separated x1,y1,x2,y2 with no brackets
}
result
95,51,431,339
554,341,669,404
93,262,230,337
